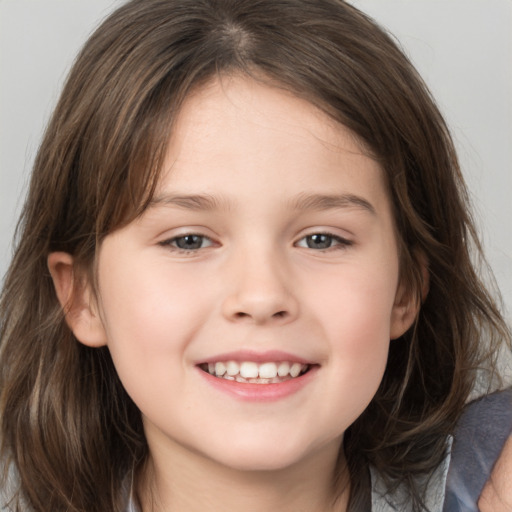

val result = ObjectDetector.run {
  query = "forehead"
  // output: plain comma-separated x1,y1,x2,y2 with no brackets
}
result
154,75,390,217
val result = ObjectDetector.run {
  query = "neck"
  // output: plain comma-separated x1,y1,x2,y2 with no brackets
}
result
137,438,350,512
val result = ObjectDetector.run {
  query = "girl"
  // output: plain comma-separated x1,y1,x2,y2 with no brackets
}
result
0,1,510,511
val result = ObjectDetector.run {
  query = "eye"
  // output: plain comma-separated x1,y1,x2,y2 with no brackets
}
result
295,233,352,250
161,234,213,251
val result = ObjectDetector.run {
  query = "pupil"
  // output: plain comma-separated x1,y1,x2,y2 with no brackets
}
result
308,234,331,249
177,235,202,249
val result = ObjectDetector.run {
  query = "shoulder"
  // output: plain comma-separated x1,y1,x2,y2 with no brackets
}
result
370,438,451,512
121,473,140,512
444,387,512,512
371,388,512,512
0,458,27,511
478,434,512,511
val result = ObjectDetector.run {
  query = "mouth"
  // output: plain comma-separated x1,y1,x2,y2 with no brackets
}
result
198,360,312,384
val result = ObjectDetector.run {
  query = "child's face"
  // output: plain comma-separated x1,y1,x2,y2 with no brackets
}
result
83,76,417,472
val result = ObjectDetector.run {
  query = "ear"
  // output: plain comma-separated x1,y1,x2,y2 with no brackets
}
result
390,253,429,340
48,252,108,347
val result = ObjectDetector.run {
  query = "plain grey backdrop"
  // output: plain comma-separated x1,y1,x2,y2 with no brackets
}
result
1,0,511,324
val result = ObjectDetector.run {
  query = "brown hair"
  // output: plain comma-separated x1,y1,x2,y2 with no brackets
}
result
1,0,510,510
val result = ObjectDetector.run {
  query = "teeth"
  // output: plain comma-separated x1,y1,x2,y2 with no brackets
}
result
277,362,290,377
226,361,239,376
290,363,302,378
215,362,226,376
204,360,309,382
240,362,259,379
259,362,277,379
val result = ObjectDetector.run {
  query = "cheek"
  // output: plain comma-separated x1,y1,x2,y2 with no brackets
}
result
310,260,398,339
305,262,398,406
326,290,392,383
96,259,208,396
99,255,206,338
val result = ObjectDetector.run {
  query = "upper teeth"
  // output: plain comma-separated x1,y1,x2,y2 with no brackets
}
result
207,361,307,380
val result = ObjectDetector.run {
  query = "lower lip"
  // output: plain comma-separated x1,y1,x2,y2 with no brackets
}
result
197,366,318,402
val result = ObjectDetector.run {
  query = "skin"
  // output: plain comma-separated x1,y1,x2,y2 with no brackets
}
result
479,434,512,511
49,76,420,512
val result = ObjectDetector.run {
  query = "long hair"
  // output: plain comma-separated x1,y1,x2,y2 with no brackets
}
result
1,1,510,510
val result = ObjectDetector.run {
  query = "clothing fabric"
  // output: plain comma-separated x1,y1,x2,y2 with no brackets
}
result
370,437,452,512
2,390,509,511
443,387,512,511
371,387,512,512
124,388,512,511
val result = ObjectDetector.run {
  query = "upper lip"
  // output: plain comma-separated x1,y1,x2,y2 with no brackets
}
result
196,350,315,365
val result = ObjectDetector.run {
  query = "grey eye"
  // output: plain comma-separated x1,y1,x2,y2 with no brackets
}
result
305,234,334,249
296,233,352,250
173,235,209,250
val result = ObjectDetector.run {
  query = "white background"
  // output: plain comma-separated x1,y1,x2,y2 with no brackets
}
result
1,0,511,324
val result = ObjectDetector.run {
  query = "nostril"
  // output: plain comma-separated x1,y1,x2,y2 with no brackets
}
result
233,310,288,320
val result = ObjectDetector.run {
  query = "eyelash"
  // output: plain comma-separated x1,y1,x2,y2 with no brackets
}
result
159,232,352,253
294,233,353,251
159,234,214,253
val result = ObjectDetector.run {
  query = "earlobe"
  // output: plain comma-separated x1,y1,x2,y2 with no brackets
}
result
47,252,108,347
389,296,419,340
390,254,430,340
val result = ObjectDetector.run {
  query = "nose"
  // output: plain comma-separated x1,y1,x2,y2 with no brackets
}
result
221,248,299,325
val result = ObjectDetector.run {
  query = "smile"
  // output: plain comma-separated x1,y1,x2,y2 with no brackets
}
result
199,361,310,384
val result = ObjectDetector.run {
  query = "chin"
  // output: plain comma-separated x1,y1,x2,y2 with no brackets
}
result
213,453,304,473
202,435,328,473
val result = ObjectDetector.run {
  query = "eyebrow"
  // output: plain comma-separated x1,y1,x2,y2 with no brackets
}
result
149,192,376,215
288,193,376,215
149,193,230,211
